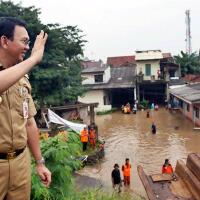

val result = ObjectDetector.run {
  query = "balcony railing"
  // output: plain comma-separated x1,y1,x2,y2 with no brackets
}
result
136,74,144,83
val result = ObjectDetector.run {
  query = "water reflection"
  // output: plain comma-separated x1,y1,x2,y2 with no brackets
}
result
81,108,200,197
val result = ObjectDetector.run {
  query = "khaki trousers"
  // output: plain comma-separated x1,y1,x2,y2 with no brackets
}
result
0,148,31,200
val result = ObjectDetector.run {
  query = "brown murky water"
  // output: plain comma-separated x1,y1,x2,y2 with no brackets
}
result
79,108,200,197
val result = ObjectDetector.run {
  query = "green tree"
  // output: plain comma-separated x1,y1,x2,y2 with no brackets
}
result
32,131,144,200
0,0,86,107
174,51,200,76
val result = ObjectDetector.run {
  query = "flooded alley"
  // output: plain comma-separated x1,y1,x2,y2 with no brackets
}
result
79,108,200,197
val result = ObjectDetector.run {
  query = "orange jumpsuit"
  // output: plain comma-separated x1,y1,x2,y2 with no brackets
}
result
80,129,88,151
162,164,173,174
122,164,131,186
89,129,96,148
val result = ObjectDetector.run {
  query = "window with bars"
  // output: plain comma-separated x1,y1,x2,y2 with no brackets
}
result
94,74,103,83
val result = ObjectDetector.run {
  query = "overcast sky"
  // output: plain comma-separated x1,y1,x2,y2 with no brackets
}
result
13,0,200,62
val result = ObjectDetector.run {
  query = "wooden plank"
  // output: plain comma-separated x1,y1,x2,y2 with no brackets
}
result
51,103,99,111
186,153,200,182
151,173,172,182
90,105,95,124
137,165,157,200
175,160,200,200
170,179,193,199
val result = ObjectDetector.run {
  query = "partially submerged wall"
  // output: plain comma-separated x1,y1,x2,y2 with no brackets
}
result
175,153,200,200
138,153,200,200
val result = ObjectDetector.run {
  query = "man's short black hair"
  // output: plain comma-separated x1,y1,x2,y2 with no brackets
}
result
114,163,119,168
0,17,27,39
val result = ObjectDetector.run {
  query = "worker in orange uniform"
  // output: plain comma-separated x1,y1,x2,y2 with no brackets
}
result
80,127,89,151
126,102,131,114
89,127,96,149
162,159,174,174
123,106,127,114
122,158,131,186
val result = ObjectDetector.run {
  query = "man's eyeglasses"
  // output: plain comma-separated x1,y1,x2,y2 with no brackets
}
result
3,36,31,46
20,39,30,46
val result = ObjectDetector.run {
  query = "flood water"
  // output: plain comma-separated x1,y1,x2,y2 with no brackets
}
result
79,108,200,197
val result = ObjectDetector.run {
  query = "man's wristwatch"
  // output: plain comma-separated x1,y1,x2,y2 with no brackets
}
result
36,157,45,165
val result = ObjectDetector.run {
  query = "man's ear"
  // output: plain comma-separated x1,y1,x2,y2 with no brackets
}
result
0,36,9,49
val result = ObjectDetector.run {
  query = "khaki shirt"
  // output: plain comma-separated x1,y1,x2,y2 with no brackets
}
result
0,69,37,152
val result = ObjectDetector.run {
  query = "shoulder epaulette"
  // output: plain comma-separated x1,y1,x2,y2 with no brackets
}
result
24,74,29,79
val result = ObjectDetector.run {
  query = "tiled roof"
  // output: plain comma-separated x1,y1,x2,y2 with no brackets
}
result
170,83,200,103
81,60,103,68
82,66,108,74
107,56,136,67
183,75,200,83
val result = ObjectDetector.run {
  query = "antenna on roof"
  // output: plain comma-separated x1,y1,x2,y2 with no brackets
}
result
185,10,192,55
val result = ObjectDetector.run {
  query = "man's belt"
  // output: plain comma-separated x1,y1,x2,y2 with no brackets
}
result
0,147,26,160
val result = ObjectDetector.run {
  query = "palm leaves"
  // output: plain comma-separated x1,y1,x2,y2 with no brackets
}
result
174,51,200,76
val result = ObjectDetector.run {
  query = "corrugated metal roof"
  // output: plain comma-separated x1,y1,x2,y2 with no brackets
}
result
169,79,186,86
170,83,200,102
108,66,136,88
83,66,136,89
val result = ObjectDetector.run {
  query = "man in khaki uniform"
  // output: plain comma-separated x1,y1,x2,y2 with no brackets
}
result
0,17,51,200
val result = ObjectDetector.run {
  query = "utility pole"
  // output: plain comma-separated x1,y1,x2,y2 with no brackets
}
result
185,10,192,54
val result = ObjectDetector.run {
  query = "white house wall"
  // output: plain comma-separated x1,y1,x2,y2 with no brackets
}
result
82,67,111,85
78,90,112,112
82,74,95,84
104,66,111,83
136,60,160,80
135,50,163,60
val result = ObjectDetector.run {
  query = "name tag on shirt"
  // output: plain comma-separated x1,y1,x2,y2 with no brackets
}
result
23,100,28,119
